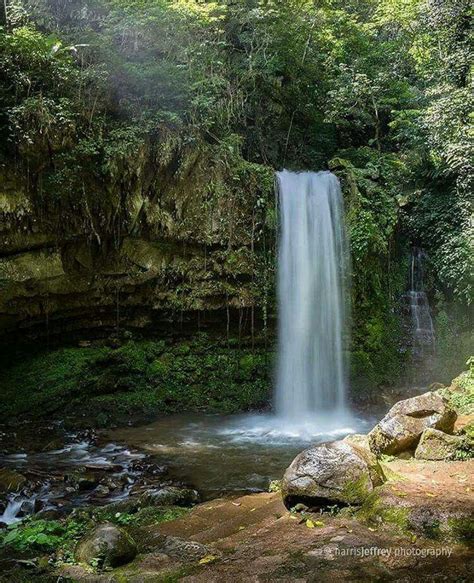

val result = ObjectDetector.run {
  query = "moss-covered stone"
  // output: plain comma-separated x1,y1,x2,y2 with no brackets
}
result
340,475,374,504
342,433,370,451
415,428,465,460
368,391,457,455
444,364,474,415
377,462,407,483
75,523,137,568
358,490,411,533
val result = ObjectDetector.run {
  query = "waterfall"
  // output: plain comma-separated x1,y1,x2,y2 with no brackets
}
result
403,247,435,358
275,170,350,420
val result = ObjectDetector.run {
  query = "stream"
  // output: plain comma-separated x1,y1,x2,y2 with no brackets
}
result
0,412,372,526
0,429,150,525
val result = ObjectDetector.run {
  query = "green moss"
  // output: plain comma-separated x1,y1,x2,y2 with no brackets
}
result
268,480,282,493
349,311,407,396
340,475,372,504
412,514,473,543
443,362,474,415
359,489,473,543
378,462,407,482
464,423,474,440
358,491,410,534
381,507,411,532
447,517,474,544
0,335,272,424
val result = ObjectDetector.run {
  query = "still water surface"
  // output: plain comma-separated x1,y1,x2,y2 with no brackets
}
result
109,412,371,497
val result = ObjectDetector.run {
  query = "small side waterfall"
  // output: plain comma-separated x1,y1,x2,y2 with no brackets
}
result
402,247,435,358
275,170,350,421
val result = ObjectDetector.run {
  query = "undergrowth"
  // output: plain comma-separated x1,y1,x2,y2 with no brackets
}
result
0,334,272,425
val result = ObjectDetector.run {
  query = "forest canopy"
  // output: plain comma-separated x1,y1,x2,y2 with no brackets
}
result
0,0,472,385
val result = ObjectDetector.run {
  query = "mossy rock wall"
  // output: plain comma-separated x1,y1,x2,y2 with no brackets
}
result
0,154,275,342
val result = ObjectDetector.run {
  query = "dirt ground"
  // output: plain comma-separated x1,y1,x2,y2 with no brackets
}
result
63,459,474,582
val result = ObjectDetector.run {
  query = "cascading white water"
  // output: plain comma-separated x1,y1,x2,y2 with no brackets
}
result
403,247,435,358
275,170,350,421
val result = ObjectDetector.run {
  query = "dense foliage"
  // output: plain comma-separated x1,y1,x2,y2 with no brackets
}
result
0,335,271,423
0,0,472,392
0,503,189,566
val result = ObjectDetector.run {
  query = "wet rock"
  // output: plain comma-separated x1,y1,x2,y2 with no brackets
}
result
0,468,27,493
415,428,465,460
75,429,99,445
101,476,120,490
84,463,124,473
75,522,137,568
94,485,110,497
77,473,100,491
368,391,457,455
33,498,45,513
130,459,167,477
38,509,65,520
139,486,199,507
281,440,383,509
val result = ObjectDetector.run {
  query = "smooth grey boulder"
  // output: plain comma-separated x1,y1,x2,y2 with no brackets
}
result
281,440,383,509
415,428,464,460
75,523,137,568
368,391,456,455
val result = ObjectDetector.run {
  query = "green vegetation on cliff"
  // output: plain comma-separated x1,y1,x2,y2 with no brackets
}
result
0,335,271,423
444,358,474,416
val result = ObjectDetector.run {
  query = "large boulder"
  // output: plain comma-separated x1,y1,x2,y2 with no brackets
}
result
368,391,456,455
75,523,137,568
415,428,465,460
281,440,383,509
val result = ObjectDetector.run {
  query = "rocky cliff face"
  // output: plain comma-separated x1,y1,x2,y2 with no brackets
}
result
0,151,275,341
